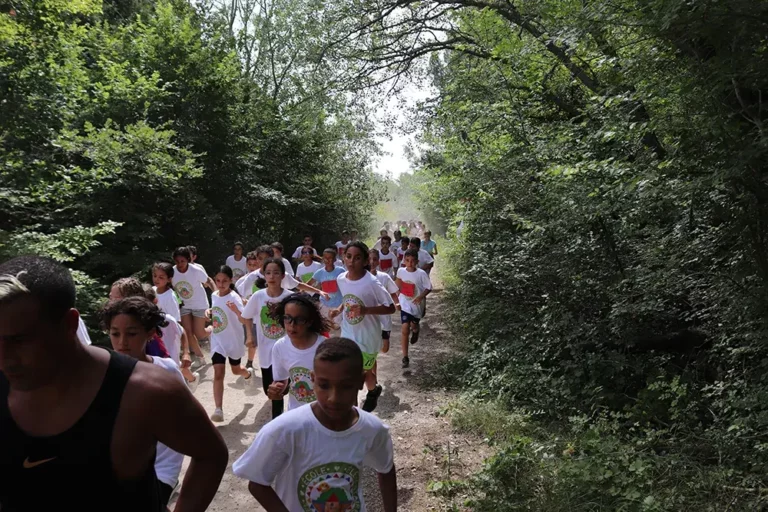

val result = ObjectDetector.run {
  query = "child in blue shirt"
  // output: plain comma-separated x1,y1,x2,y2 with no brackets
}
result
309,248,345,332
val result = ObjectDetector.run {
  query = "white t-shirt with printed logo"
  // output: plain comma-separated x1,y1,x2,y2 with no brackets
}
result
171,264,210,310
241,288,293,368
337,271,393,355
296,261,323,284
210,290,246,361
160,313,183,365
237,270,300,300
372,271,399,332
151,356,185,489
155,287,181,322
226,255,249,281
400,249,434,270
396,267,432,318
233,405,394,512
271,334,326,410
377,250,398,279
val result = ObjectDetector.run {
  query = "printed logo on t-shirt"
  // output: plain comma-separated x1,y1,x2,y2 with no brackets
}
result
173,290,182,305
260,305,284,339
175,281,194,300
252,281,263,294
233,268,245,280
298,462,360,512
342,294,365,325
211,306,228,333
289,366,315,403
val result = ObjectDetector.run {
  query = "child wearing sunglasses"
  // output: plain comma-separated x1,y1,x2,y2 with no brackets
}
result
267,294,332,410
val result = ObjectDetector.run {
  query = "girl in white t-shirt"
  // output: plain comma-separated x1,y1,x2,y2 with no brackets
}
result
268,294,331,410
330,241,395,414
241,258,294,420
225,242,248,281
207,265,254,423
295,248,323,284
172,246,215,368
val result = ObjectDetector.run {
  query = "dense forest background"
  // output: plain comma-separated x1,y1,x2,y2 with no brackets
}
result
3,0,768,509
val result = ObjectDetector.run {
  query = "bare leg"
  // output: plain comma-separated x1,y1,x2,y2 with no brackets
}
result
190,316,208,357
231,363,250,378
364,369,377,391
400,323,410,358
181,314,204,357
213,364,225,409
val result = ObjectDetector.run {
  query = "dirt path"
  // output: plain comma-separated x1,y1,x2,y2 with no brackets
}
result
172,274,489,511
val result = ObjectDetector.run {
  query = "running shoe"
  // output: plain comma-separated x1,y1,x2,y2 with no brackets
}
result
409,330,419,345
210,408,224,422
402,356,410,368
361,384,383,412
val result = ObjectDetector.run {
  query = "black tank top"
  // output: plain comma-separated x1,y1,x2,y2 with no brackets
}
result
0,350,163,511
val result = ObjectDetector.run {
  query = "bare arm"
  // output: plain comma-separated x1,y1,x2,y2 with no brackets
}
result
248,482,290,512
243,318,255,346
378,465,398,512
362,304,396,316
144,374,228,512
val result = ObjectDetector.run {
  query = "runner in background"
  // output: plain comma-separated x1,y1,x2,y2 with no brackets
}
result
308,248,345,334
270,242,295,277
225,242,248,281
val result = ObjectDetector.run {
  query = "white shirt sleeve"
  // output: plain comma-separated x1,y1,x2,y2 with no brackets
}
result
271,342,288,381
420,250,434,265
291,246,302,259
76,317,92,346
371,275,394,306
241,293,259,319
420,270,433,291
232,426,290,485
362,421,395,473
282,273,300,290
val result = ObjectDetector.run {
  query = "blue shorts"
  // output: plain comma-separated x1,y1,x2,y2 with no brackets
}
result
400,311,421,324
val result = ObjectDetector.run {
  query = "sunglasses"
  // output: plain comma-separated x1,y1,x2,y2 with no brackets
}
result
282,314,309,326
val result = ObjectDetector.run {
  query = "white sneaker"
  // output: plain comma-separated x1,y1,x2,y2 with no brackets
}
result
211,408,224,422
186,371,200,393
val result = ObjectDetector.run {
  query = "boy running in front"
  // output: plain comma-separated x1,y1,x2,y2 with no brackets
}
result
396,249,433,368
233,337,397,512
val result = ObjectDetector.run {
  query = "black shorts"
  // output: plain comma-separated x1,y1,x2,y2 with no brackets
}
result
381,330,391,340
158,481,174,507
401,311,421,324
211,352,242,366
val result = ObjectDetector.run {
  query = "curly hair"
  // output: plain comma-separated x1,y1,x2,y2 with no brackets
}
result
268,293,332,334
100,296,168,336
110,277,145,299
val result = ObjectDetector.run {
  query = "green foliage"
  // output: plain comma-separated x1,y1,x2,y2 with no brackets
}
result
0,0,378,335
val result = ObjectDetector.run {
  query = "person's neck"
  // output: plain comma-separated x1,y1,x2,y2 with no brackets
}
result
381,248,390,254
406,266,417,272
370,268,378,275
311,402,359,432
347,269,365,280
303,260,313,266
290,332,317,350
157,285,168,293
234,254,243,261
20,343,92,402
325,263,335,271
266,285,283,297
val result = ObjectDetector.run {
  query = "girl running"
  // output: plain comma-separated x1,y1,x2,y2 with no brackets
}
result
267,294,331,410
100,296,185,508
152,262,182,322
295,247,323,284
225,242,248,281
207,265,254,423
330,241,395,413
173,246,215,368
108,278,170,359
240,258,294,419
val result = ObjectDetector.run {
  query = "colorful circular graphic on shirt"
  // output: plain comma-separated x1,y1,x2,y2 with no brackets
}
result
175,281,194,300
260,305,284,339
210,306,228,333
298,462,360,512
233,267,245,280
342,294,365,325
289,366,315,403
252,281,264,294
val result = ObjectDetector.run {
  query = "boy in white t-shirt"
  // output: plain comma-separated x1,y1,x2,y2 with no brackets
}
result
270,242,295,277
335,230,350,258
233,337,397,512
377,235,398,279
225,241,249,281
406,237,435,273
291,235,320,263
396,249,433,369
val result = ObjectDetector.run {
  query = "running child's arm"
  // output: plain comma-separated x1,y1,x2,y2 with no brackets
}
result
390,293,400,310
433,244,438,256
243,318,255,347
378,466,398,512
247,482,290,512
351,303,396,316
296,282,331,301
180,330,192,368
226,301,248,325
412,288,432,306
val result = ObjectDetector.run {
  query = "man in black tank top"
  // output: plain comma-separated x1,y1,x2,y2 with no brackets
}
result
0,256,228,511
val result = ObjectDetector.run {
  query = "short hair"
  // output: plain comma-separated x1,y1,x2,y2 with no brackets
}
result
368,248,380,258
381,235,391,243
234,241,245,250
303,234,313,240
255,245,274,258
410,237,422,248
0,256,76,320
261,257,285,274
425,231,432,236
380,229,388,235
100,296,168,335
401,236,411,245
173,246,191,260
142,283,157,302
351,229,358,233
393,230,402,237
315,337,363,374
111,277,145,299
404,248,420,260
323,247,337,257
341,230,350,235
187,245,198,256
270,242,284,253
246,250,260,261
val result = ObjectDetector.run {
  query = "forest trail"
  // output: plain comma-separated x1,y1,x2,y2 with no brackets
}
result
172,270,490,511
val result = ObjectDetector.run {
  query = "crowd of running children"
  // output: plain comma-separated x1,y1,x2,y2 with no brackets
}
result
0,224,439,512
